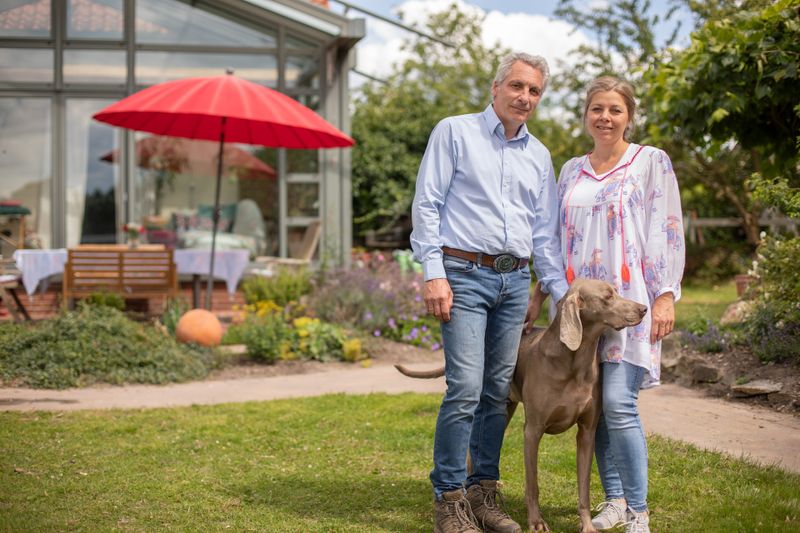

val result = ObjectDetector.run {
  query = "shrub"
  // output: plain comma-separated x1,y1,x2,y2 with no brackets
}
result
83,291,125,311
161,297,190,336
226,304,363,363
308,258,442,350
682,318,727,353
744,234,800,363
0,303,219,389
241,268,312,307
235,311,292,364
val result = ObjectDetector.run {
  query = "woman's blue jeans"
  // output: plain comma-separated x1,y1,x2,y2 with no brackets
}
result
430,255,530,498
595,360,649,512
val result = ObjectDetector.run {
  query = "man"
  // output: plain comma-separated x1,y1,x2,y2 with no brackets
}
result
410,52,569,533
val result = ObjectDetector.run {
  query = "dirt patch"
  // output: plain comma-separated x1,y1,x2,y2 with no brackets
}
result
662,343,800,416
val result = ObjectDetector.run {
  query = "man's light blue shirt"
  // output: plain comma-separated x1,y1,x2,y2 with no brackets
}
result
410,103,568,302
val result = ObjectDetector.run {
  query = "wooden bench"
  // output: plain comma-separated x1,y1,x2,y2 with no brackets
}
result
63,248,178,309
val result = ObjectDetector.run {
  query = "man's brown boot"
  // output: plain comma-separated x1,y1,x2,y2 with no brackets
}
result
433,489,482,533
466,480,522,533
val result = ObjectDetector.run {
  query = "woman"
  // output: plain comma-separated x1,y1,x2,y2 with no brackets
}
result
557,76,685,533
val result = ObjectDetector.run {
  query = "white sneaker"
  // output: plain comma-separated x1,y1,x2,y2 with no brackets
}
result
625,509,650,533
591,499,627,530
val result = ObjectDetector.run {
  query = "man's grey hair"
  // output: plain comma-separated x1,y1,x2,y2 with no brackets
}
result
493,52,550,92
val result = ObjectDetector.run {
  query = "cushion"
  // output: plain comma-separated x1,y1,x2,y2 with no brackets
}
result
197,203,237,232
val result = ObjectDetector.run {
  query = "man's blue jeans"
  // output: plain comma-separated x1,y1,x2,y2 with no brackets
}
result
595,361,649,512
430,255,530,498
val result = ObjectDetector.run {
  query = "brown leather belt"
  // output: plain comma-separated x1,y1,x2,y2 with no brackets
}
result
441,246,529,273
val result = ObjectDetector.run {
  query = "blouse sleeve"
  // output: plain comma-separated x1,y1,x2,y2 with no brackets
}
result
642,148,685,302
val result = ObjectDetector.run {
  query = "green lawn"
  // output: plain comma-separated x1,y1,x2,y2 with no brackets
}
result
2,393,797,532
675,281,739,330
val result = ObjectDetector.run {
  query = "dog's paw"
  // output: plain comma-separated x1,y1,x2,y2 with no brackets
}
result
527,518,551,532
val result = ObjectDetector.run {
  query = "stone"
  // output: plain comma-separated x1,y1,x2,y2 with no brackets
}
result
176,309,223,347
692,364,721,383
719,300,753,326
730,379,783,397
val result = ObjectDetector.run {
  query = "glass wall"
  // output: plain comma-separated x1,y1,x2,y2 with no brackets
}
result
0,0,329,260
0,97,52,252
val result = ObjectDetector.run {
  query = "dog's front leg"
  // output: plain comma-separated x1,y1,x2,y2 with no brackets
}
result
576,421,600,533
523,423,549,532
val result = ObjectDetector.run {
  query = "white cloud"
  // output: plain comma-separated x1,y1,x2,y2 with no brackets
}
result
351,0,593,86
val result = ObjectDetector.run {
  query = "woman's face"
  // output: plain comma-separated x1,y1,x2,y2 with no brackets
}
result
585,90,629,147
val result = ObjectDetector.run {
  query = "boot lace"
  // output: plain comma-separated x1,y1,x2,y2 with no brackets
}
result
477,485,512,528
624,511,650,533
442,498,479,530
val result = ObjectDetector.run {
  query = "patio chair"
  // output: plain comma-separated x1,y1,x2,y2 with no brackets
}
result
0,258,31,322
253,220,321,272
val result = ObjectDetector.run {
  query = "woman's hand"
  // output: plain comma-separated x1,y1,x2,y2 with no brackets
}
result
650,292,675,344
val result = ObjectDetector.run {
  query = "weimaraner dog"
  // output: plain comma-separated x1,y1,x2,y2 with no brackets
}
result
396,278,647,532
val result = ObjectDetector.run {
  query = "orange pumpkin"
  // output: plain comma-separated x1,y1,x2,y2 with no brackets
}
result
175,309,223,347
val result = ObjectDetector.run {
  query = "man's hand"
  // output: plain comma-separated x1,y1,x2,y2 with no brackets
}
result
424,278,453,322
650,292,675,344
524,281,548,334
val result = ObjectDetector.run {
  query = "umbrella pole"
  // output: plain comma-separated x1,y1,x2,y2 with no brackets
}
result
205,118,227,310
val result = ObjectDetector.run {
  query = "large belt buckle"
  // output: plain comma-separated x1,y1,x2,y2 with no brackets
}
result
492,254,517,273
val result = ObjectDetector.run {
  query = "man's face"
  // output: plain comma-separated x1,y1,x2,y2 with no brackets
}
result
491,61,544,136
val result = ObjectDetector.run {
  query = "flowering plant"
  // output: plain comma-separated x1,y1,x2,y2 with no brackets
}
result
122,222,145,240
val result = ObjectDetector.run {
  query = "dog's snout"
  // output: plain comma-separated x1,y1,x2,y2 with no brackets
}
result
638,305,647,318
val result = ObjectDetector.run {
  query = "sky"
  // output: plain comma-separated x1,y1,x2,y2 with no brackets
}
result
328,0,694,87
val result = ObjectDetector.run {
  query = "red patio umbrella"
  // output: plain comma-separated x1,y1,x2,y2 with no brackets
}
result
93,70,354,309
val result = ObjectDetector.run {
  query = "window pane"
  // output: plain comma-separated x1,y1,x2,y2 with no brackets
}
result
136,0,276,46
285,55,319,89
287,150,319,174
287,183,319,217
67,0,123,40
0,0,51,38
0,48,52,83
64,49,126,84
66,99,121,246
136,51,277,86
0,97,52,251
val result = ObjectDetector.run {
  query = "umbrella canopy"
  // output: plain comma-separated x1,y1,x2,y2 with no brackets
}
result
100,135,276,180
92,71,354,309
93,73,354,148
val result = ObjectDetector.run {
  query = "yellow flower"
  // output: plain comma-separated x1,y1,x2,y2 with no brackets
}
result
342,338,363,362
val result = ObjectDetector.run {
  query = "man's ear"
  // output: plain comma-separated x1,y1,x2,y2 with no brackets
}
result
491,81,498,100
559,291,583,351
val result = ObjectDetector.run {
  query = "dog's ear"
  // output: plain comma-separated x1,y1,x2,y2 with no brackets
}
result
559,291,583,351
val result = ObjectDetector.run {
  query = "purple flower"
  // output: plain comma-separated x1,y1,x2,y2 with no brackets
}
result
414,295,422,302
409,327,419,339
431,343,441,351
388,318,396,328
364,311,373,321
373,329,382,337
421,325,428,332
412,315,418,321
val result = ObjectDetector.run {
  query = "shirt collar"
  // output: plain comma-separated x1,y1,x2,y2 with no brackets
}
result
482,103,530,145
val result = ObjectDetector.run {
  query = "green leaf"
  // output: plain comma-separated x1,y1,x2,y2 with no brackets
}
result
710,108,730,124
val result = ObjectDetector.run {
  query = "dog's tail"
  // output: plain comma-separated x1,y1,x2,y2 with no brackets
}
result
394,364,445,379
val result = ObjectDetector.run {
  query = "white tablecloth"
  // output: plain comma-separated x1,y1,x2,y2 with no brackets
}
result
13,249,250,296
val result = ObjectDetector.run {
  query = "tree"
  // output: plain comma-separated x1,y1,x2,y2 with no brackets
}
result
646,0,800,239
351,6,507,238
